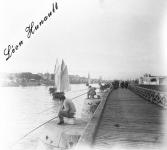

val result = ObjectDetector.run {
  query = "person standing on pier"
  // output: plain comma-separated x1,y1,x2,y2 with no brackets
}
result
120,81,125,89
124,81,129,89
57,95,76,125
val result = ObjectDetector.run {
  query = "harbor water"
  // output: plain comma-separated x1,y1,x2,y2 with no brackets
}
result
0,84,94,149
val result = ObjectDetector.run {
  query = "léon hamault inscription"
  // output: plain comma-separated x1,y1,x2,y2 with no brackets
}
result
3,2,58,61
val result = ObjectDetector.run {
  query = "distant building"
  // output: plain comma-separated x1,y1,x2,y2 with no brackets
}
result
139,74,167,85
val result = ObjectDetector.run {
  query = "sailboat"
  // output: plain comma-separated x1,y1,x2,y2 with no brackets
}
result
51,59,71,99
86,73,91,86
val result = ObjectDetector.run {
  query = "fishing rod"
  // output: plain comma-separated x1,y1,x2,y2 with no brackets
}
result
37,91,88,114
70,91,88,99
49,88,88,95
12,85,102,147
12,116,58,147
12,91,88,147
68,88,88,93
67,86,100,93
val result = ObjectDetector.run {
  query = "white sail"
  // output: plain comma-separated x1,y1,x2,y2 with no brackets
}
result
54,59,61,92
60,65,71,92
54,59,58,75
88,73,91,84
61,59,66,73
54,59,71,92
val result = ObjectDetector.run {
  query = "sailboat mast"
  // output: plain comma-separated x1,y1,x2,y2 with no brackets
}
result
88,73,91,85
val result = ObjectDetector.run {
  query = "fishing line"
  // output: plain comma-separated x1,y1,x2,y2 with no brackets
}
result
12,87,100,147
12,116,58,147
38,92,88,114
49,88,88,94
67,88,88,93
46,87,100,114
12,92,88,147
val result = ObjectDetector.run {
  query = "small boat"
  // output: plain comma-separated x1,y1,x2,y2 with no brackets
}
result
86,73,91,86
50,59,71,100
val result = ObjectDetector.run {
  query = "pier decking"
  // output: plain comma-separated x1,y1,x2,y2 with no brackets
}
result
93,88,166,150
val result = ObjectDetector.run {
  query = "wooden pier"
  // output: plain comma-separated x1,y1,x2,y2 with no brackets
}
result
93,88,167,150
12,88,167,150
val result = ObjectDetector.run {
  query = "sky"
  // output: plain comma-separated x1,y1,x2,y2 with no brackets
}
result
0,0,167,80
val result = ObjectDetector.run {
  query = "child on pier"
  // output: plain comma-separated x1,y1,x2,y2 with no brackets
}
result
57,95,76,125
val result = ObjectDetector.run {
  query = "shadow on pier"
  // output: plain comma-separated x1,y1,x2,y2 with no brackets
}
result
93,88,167,150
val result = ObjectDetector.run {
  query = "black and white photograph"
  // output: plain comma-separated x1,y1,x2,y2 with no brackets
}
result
0,0,167,150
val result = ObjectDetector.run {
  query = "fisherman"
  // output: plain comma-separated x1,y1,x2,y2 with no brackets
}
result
57,95,76,125
99,82,103,92
87,85,96,99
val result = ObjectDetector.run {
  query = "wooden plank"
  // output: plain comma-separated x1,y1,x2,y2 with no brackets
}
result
93,89,167,149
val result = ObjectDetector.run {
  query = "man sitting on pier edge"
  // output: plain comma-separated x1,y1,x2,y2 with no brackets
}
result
87,85,96,99
57,95,76,125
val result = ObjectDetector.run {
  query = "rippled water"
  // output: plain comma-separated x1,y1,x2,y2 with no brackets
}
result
0,84,91,149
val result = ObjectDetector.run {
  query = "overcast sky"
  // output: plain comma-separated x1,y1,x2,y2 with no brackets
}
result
0,0,167,80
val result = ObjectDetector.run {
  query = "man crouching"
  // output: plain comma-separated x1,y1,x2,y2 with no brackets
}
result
57,95,76,125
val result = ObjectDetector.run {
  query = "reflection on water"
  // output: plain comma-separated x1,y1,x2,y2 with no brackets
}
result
0,84,89,149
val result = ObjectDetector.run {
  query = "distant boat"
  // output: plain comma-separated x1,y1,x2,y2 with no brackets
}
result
86,73,91,86
50,59,71,99
59,59,71,92
54,59,60,91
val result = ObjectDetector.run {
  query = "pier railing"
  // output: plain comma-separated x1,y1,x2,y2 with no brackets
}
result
129,84,167,108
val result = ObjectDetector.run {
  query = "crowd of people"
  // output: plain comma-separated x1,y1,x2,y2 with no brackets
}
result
120,81,129,89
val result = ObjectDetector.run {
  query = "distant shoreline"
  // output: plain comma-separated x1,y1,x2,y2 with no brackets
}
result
0,82,88,87
0,72,107,87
